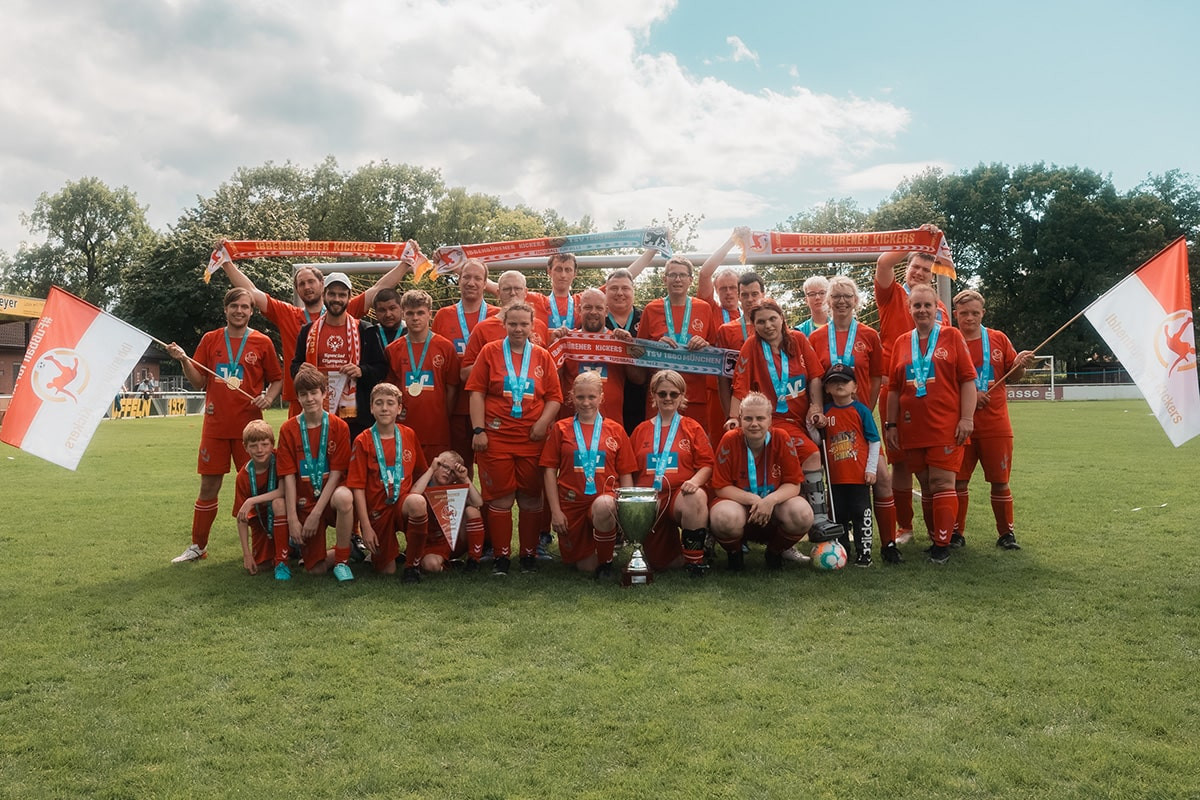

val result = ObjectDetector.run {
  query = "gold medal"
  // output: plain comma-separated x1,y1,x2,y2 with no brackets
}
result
224,375,242,390
407,382,423,397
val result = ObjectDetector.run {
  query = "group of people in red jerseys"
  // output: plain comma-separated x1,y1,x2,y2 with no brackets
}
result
167,222,1034,581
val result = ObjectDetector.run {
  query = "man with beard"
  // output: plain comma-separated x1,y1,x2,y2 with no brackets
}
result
291,273,388,442
558,288,644,427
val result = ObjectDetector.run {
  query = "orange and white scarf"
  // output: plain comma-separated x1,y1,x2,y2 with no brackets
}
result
735,228,956,279
205,239,435,283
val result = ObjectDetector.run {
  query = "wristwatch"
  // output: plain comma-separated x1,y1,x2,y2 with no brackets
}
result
884,422,897,429
472,427,486,435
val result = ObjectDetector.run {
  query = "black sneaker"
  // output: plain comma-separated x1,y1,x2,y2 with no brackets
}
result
928,544,951,564
855,550,872,568
350,534,370,563
492,556,510,576
480,543,495,562
686,563,708,579
519,555,539,573
727,548,745,572
764,550,783,571
950,533,966,548
463,558,480,573
996,533,1021,550
882,542,904,564
594,561,614,581
401,566,421,584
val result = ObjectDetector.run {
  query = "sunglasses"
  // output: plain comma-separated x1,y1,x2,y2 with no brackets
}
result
655,390,681,399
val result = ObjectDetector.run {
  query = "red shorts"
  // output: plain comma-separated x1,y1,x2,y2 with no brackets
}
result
957,436,1012,484
904,444,964,473
475,447,542,502
197,436,249,476
773,420,820,463
421,506,469,561
557,499,605,565
363,503,405,570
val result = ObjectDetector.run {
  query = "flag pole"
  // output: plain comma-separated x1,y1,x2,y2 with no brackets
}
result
151,335,261,403
985,307,1089,392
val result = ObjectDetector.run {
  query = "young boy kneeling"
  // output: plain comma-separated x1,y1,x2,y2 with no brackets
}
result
233,420,290,578
277,364,357,580
346,382,430,582
410,451,486,573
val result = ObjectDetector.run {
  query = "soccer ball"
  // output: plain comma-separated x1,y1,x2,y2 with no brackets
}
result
811,540,848,570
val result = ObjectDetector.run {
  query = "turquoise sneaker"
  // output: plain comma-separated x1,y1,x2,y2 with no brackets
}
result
274,562,291,581
333,562,354,582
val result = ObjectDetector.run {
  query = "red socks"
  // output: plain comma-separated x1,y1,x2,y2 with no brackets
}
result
405,514,428,567
931,491,957,546
272,517,290,565
991,488,1014,536
486,505,513,558
191,498,219,549
874,496,897,546
466,515,486,560
517,509,541,558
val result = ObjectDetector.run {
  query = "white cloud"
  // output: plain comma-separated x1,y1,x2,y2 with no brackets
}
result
0,0,912,255
725,35,759,65
835,161,954,193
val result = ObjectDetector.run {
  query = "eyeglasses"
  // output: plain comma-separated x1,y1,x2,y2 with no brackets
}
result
828,293,855,300
665,273,691,280
804,290,827,298
655,390,681,399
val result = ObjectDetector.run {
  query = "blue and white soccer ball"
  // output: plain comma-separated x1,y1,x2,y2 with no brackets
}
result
811,540,848,570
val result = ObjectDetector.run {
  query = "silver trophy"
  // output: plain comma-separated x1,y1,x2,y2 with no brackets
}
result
615,486,659,586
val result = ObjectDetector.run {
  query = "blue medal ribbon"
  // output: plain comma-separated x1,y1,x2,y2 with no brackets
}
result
300,412,329,497
220,326,251,382
405,334,434,392
549,294,575,329
663,299,693,346
572,415,604,496
974,326,993,391
455,300,487,355
828,319,858,367
746,432,772,499
910,325,941,398
247,454,277,534
371,424,404,505
651,412,681,491
761,340,791,414
607,312,633,332
502,338,534,419
377,325,399,350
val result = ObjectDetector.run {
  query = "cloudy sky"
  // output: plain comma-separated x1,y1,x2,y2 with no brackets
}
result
3,0,1197,256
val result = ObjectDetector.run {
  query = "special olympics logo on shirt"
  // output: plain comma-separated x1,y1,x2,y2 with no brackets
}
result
691,319,704,332
1155,311,1197,377
31,348,90,404
433,354,445,368
403,448,414,463
605,436,620,450
327,336,345,352
934,347,949,360
244,351,259,365
678,437,692,452
770,463,783,479
534,365,545,378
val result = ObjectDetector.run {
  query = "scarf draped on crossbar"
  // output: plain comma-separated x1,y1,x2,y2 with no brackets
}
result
204,239,434,283
430,227,672,273
735,228,956,279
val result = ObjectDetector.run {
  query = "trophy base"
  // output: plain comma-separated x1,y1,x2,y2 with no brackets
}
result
621,546,654,587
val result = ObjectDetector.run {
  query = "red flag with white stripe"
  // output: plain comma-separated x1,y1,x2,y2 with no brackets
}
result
1084,238,1199,447
1,287,152,469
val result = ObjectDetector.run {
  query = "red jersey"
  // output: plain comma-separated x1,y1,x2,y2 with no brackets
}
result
714,317,752,353
263,294,367,403
232,457,277,518
276,412,352,505
346,424,428,512
432,301,500,357
889,325,976,449
461,315,551,368
463,339,563,453
822,400,880,485
526,290,584,330
712,428,804,495
808,322,884,411
629,413,714,488
639,296,718,406
384,332,460,448
963,328,1018,438
732,332,823,427
704,295,742,324
193,327,282,439
538,416,637,503
873,280,949,376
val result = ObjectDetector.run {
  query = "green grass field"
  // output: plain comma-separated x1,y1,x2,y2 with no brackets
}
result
1,401,1198,799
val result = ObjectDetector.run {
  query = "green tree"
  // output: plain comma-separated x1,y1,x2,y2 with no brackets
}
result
2,177,153,308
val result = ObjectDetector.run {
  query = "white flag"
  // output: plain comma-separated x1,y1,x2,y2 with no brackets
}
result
1,287,152,469
1084,238,1199,446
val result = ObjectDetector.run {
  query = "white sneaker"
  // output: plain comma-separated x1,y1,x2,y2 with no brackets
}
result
894,530,914,545
171,544,207,563
781,546,811,565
